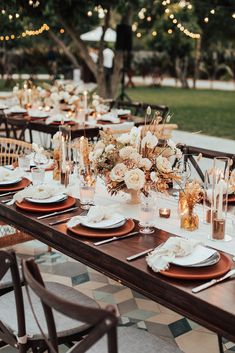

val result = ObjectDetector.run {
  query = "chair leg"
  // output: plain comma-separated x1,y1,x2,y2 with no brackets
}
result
217,335,224,353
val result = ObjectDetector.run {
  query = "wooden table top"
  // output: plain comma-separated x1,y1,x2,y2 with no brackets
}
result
1,197,235,341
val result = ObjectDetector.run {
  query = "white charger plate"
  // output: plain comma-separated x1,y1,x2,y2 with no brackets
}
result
117,109,131,116
0,178,22,186
28,109,49,118
10,107,27,114
171,245,218,267
81,213,125,229
26,194,67,204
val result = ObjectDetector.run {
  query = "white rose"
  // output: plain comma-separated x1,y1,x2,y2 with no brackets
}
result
117,133,130,144
92,99,99,107
141,131,158,149
124,168,145,191
110,163,127,182
119,146,135,160
130,152,142,165
156,155,172,174
150,172,159,182
51,86,58,93
105,144,115,154
141,158,152,170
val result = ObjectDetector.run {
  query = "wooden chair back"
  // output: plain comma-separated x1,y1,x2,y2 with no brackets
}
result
4,114,32,142
22,258,118,353
0,250,26,351
178,144,235,182
0,137,32,166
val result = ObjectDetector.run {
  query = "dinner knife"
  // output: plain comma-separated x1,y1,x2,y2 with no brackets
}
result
49,217,71,226
37,207,79,220
126,248,154,261
94,231,139,246
192,268,235,293
0,191,16,198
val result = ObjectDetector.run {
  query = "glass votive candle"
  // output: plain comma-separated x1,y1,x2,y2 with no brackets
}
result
159,208,171,218
18,155,30,171
139,197,155,234
31,168,45,186
80,184,96,210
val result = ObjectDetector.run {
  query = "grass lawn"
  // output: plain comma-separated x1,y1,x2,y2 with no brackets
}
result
127,86,235,140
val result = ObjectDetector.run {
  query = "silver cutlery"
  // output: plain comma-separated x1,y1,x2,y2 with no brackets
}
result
49,217,71,226
0,191,16,198
192,268,235,293
94,231,139,246
1,198,13,204
126,248,154,261
37,207,79,220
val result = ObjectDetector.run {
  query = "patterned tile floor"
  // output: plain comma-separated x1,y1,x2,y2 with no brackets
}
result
1,247,234,353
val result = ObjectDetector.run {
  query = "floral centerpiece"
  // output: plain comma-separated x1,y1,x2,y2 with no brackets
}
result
179,181,203,231
90,122,182,203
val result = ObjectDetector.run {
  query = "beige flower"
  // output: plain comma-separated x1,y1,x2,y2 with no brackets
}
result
124,168,145,190
130,152,142,165
119,146,135,159
117,133,130,144
156,155,172,174
65,83,75,93
110,163,127,182
129,127,141,146
94,141,105,151
141,158,152,170
141,131,158,149
105,144,115,154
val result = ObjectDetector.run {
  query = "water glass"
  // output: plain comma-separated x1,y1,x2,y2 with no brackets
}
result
18,155,30,171
31,168,45,186
139,196,155,234
80,183,96,210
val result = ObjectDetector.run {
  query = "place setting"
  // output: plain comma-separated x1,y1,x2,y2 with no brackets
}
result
0,167,30,193
127,236,232,281
66,204,136,239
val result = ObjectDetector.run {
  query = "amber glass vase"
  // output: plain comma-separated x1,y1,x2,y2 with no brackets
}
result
180,206,199,231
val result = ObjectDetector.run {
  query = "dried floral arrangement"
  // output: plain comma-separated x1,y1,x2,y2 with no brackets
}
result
182,181,203,210
90,112,182,195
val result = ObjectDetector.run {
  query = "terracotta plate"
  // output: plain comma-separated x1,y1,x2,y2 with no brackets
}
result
16,196,76,213
67,219,135,238
228,194,235,203
159,253,232,280
0,178,31,192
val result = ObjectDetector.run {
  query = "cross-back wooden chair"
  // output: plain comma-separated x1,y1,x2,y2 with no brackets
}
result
4,114,32,143
178,144,235,182
22,257,183,353
0,137,32,166
0,250,101,353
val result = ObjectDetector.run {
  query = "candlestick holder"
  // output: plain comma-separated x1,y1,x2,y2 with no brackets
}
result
59,126,72,186
210,157,231,242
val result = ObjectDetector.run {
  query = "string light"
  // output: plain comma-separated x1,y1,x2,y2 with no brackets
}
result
0,23,50,42
59,28,65,34
162,0,201,39
152,30,157,36
136,32,142,38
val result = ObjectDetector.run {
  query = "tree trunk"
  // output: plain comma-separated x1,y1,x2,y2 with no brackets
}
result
175,57,189,89
48,31,80,69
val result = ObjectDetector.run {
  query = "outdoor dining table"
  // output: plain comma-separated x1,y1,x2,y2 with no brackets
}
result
0,193,235,343
2,112,147,140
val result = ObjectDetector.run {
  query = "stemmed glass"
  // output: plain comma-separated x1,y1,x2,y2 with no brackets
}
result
139,193,155,234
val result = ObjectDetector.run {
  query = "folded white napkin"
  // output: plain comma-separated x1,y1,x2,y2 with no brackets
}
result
67,205,119,228
146,237,203,272
11,183,66,204
99,112,120,123
45,113,70,125
0,167,23,182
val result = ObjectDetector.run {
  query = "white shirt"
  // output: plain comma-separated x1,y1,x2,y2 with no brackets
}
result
103,48,114,69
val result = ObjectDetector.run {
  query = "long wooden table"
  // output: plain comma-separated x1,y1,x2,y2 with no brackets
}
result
0,198,235,342
2,113,146,140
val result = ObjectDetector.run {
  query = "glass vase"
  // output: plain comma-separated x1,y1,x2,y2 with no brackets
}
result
180,206,199,231
210,157,231,241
